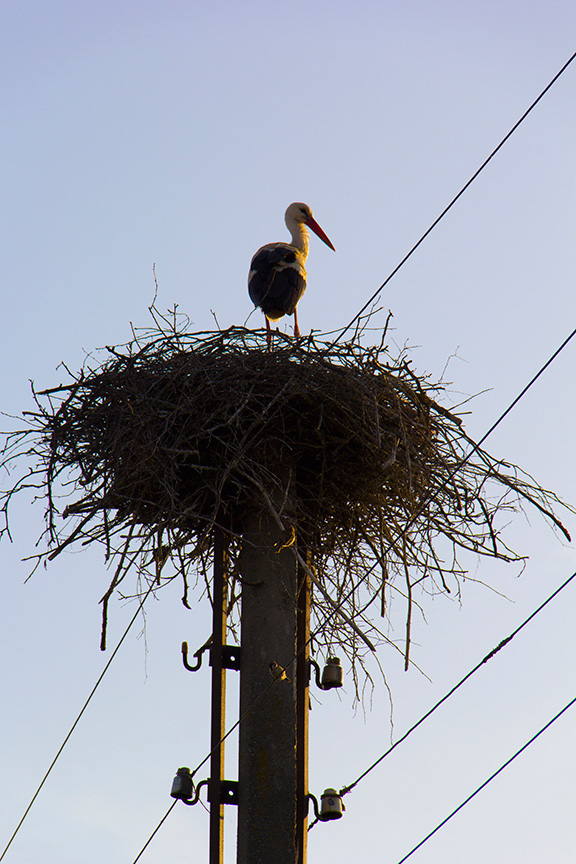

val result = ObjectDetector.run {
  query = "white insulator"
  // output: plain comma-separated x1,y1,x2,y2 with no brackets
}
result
320,788,344,820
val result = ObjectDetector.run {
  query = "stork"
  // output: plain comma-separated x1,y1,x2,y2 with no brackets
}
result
248,202,335,347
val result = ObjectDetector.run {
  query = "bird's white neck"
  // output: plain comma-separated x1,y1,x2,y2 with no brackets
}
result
287,219,310,257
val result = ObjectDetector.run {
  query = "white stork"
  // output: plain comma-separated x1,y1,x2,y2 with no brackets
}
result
248,202,335,347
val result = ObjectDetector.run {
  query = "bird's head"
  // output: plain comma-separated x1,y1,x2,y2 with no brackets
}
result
285,202,335,251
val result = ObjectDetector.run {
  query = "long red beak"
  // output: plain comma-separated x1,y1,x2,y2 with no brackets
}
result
306,215,336,251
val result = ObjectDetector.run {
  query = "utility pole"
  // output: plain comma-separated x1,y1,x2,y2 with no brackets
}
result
208,525,229,864
178,514,342,861
178,521,243,862
237,502,306,864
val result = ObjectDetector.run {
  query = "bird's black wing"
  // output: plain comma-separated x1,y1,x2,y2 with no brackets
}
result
248,245,305,317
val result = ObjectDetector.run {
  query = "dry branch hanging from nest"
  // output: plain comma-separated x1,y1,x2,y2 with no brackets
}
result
0,318,571,678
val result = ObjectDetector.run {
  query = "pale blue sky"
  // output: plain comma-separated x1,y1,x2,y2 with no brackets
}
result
1,2,575,862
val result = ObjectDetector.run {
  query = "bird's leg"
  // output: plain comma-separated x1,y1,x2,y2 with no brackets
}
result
293,308,301,339
266,317,272,350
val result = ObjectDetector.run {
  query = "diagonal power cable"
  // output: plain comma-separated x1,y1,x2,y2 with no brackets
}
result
131,800,178,864
328,48,576,349
0,583,156,862
395,695,576,863
338,569,576,797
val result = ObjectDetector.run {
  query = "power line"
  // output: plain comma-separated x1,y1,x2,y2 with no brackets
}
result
395,694,576,864
338,569,576,797
131,801,178,864
0,583,155,862
327,48,576,349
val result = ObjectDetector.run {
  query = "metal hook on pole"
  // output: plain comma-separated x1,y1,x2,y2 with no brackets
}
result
181,636,212,672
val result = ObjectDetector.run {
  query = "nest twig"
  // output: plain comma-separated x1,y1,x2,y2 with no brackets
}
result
1,313,571,693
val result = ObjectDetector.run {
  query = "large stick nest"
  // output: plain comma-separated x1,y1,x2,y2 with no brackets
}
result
1,315,571,690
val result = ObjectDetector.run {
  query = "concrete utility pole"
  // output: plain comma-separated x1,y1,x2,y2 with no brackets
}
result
237,503,309,864
208,526,229,864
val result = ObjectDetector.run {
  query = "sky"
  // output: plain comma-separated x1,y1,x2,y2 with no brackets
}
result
1,1,575,862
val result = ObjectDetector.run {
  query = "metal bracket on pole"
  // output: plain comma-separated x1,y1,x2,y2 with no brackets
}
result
213,645,241,671
208,779,239,806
